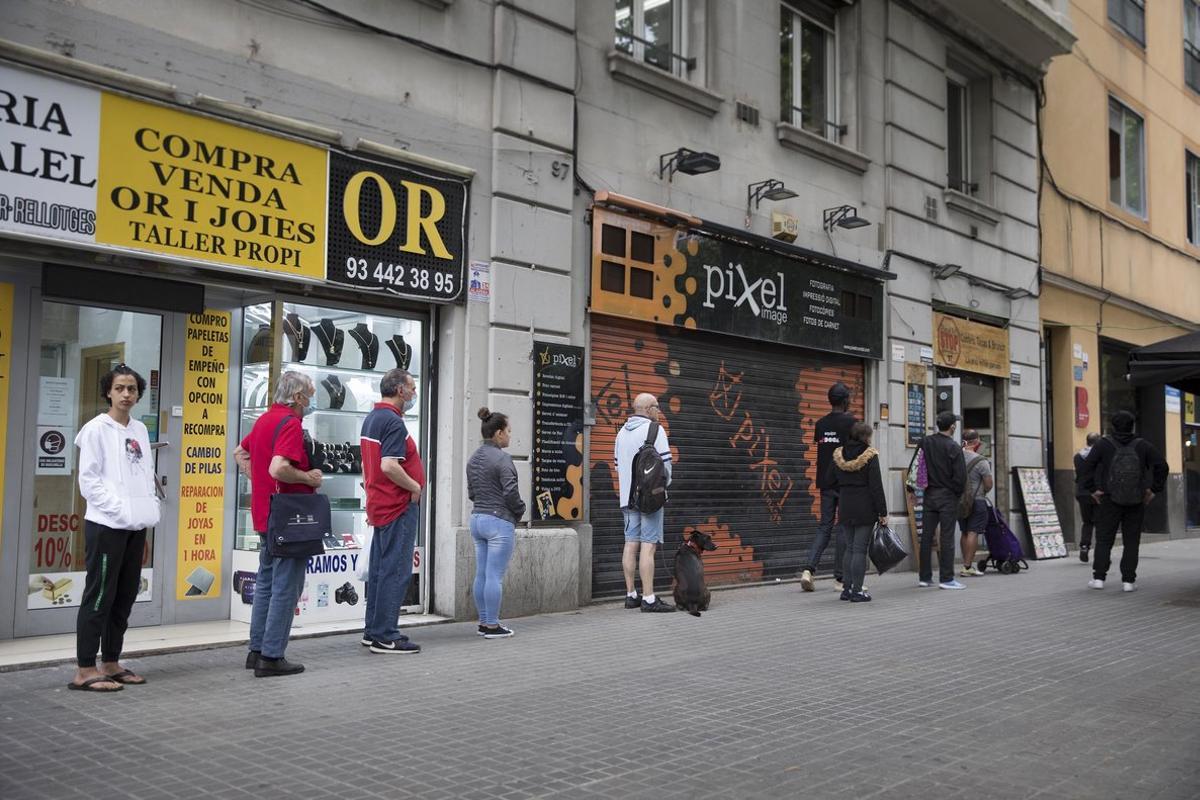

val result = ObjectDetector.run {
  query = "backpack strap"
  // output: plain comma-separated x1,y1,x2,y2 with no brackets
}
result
644,420,659,447
267,413,300,493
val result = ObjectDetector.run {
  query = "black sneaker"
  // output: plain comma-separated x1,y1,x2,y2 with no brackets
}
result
641,597,676,613
362,633,408,646
254,657,305,677
850,591,873,603
369,638,421,654
624,594,642,609
839,589,852,601
479,624,514,639
245,650,260,670
1079,546,1090,563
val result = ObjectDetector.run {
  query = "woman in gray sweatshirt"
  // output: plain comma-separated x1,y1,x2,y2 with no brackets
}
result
466,407,526,638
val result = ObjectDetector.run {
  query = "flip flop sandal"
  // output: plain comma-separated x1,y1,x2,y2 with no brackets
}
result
67,676,124,692
106,669,147,685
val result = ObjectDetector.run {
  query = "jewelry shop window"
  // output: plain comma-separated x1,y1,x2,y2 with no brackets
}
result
233,300,425,622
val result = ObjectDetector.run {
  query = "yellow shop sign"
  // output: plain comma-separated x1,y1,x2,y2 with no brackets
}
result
932,312,1010,378
96,93,326,279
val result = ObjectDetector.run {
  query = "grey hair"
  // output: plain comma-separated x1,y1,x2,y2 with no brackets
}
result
273,370,313,405
380,368,412,398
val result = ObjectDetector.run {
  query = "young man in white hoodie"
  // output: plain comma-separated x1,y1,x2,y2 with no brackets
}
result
69,364,160,692
614,392,675,612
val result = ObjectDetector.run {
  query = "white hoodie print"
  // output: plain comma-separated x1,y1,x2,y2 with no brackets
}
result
75,413,161,531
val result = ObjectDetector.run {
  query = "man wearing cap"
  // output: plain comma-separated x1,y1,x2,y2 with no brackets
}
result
919,411,968,589
800,382,857,592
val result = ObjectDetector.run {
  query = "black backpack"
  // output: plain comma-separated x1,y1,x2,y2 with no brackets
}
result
1105,436,1145,506
629,422,668,513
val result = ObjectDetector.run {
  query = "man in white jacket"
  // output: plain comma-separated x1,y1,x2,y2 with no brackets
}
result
614,392,675,612
69,364,160,693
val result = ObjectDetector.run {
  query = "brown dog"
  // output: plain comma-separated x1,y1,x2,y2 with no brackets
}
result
673,529,718,617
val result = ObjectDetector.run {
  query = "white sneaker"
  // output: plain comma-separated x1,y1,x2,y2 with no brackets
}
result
939,580,966,590
1122,582,1136,593
1088,579,1105,590
800,570,814,592
917,581,932,588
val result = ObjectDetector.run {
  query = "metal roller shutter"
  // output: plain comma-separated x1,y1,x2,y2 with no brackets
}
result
590,315,865,598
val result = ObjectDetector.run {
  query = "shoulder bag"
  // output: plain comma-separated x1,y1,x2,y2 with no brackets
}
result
264,415,329,559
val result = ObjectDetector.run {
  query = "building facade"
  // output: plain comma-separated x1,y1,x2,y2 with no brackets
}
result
0,0,1074,641
1040,0,1200,539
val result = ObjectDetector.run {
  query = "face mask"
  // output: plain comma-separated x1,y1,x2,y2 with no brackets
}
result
299,396,313,417
404,396,416,413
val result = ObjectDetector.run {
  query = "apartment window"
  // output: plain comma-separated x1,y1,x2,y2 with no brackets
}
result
1188,151,1200,245
598,223,656,300
946,74,973,194
616,0,690,77
1108,0,1145,45
1186,1,1200,93
1108,98,1146,216
780,1,838,140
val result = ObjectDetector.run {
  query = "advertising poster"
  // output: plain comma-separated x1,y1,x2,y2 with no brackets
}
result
904,362,927,446
176,310,231,599
28,569,152,610
532,343,585,521
0,63,100,244
467,260,490,302
36,376,75,475
1013,467,1067,560
95,93,327,280
324,151,469,302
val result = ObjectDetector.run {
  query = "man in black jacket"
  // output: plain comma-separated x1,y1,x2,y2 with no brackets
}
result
919,411,967,589
1073,432,1101,562
1079,410,1168,592
800,383,857,592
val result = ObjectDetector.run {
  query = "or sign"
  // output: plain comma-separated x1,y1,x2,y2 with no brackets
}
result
919,346,933,365
0,64,99,243
1166,386,1181,414
891,343,905,362
325,151,468,302
175,310,231,600
932,312,1009,378
1073,365,1084,381
905,362,927,446
35,425,73,475
589,209,883,359
1187,393,1197,425
467,260,490,302
1013,467,1067,560
96,93,327,279
532,342,585,521
1010,364,1022,385
0,282,11,553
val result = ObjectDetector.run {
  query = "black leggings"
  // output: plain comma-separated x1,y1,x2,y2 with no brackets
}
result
76,522,146,668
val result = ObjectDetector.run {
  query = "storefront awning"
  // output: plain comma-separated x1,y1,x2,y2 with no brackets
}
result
1127,331,1200,395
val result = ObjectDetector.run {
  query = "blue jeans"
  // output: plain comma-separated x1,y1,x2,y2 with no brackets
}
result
364,504,419,643
249,536,307,660
471,513,516,626
803,489,845,579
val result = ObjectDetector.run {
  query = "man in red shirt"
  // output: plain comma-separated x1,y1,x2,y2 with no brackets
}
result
359,368,425,654
233,371,322,676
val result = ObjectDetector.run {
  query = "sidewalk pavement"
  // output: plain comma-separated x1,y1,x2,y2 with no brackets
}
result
2,539,1199,800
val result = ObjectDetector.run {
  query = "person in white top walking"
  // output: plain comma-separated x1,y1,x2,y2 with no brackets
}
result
68,364,160,693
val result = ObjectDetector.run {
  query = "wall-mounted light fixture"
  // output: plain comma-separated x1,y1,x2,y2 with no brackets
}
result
933,263,962,280
658,148,721,181
746,179,798,214
822,204,870,232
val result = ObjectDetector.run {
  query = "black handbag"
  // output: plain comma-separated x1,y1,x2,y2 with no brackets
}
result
264,415,329,559
868,523,908,575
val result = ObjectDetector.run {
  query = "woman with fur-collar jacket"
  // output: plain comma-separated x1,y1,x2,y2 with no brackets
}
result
828,421,888,602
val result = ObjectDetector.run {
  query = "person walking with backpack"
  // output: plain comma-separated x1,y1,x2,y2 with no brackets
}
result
829,422,887,603
799,382,857,593
1079,410,1168,592
1073,432,1101,563
957,430,993,578
614,392,675,612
